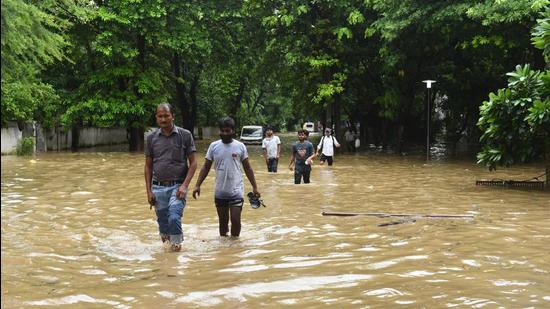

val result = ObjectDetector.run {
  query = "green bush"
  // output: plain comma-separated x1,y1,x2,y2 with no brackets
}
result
16,137,35,156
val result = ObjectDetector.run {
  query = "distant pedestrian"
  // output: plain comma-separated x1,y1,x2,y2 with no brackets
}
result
316,128,341,166
262,126,281,173
192,117,260,237
344,127,356,152
289,129,316,184
145,103,198,252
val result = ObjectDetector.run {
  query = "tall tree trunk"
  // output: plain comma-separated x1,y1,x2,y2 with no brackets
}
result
230,77,246,128
334,96,342,149
188,69,200,135
71,124,80,151
128,126,144,151
70,118,83,151
172,52,190,127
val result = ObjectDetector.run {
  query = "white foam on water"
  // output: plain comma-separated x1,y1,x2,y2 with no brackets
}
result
491,279,533,287
454,297,497,308
356,246,381,252
233,259,257,265
273,260,328,269
27,253,82,261
398,270,435,277
462,259,481,267
368,255,428,270
272,226,306,235
278,298,298,305
395,300,416,304
335,243,352,248
70,191,94,196
175,274,373,305
25,294,125,308
79,269,107,275
238,249,276,257
157,291,176,298
364,288,405,297
89,229,156,261
219,265,269,272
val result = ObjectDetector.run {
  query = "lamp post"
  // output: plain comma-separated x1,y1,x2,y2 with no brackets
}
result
422,80,436,163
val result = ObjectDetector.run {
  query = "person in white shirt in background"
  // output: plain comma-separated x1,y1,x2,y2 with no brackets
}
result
316,128,341,166
262,126,281,173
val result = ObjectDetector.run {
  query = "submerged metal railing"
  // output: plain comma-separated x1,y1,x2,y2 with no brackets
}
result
476,167,549,191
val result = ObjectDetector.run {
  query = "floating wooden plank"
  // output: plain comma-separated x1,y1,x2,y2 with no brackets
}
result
321,211,474,219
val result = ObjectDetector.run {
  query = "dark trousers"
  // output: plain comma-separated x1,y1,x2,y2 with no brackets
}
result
267,158,278,172
294,165,311,184
346,141,355,152
320,154,334,166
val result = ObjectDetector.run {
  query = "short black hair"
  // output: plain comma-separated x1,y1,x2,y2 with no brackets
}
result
218,116,235,130
266,125,274,131
297,129,308,135
157,103,175,116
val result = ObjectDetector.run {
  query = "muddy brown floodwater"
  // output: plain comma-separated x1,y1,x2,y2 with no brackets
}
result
1,142,549,308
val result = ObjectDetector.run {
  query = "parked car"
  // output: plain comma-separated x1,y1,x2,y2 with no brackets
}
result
240,125,264,145
303,122,316,133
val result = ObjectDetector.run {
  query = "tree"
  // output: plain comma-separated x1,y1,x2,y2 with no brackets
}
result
1,0,66,127
477,7,550,170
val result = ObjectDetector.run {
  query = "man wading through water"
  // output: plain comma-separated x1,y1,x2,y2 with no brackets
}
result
145,103,197,252
192,117,261,237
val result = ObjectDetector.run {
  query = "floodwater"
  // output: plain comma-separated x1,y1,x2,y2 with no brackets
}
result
1,142,549,308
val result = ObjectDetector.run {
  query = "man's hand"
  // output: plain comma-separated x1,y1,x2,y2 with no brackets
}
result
147,191,156,208
289,164,294,171
176,184,188,200
252,188,261,198
192,186,201,199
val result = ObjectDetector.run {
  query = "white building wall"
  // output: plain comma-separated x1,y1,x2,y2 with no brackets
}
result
1,127,22,154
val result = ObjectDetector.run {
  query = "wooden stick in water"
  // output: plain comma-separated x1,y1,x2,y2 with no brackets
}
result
321,211,474,219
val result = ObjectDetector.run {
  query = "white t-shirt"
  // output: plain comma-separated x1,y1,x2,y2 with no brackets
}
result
317,135,340,156
262,135,281,159
205,140,248,199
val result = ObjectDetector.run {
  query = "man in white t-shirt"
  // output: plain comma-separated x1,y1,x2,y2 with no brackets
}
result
262,126,281,173
316,128,341,166
192,117,260,237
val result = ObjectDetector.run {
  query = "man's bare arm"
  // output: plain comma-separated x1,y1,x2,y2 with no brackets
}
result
242,158,260,197
192,159,213,199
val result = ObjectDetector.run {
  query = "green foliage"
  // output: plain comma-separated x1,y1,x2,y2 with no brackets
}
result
477,65,549,170
16,137,34,156
531,6,550,62
1,0,67,126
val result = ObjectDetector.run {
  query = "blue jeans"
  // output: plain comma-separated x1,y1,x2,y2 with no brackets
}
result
267,158,278,172
152,184,185,244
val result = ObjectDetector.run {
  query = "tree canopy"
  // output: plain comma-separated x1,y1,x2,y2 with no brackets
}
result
2,0,548,165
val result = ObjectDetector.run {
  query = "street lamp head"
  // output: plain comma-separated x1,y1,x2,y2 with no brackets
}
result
422,80,436,89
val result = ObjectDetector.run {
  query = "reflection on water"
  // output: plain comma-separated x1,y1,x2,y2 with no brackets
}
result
1,145,549,308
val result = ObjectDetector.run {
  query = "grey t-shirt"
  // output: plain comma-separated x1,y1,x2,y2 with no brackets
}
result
145,126,196,181
292,141,314,167
205,139,248,199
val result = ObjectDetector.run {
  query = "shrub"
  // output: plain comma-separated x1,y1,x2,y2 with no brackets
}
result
16,137,35,156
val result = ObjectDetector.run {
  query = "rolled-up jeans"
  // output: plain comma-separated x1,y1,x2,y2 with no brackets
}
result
152,184,185,244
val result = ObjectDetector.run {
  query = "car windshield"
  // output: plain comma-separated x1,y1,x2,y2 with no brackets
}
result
242,128,263,137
